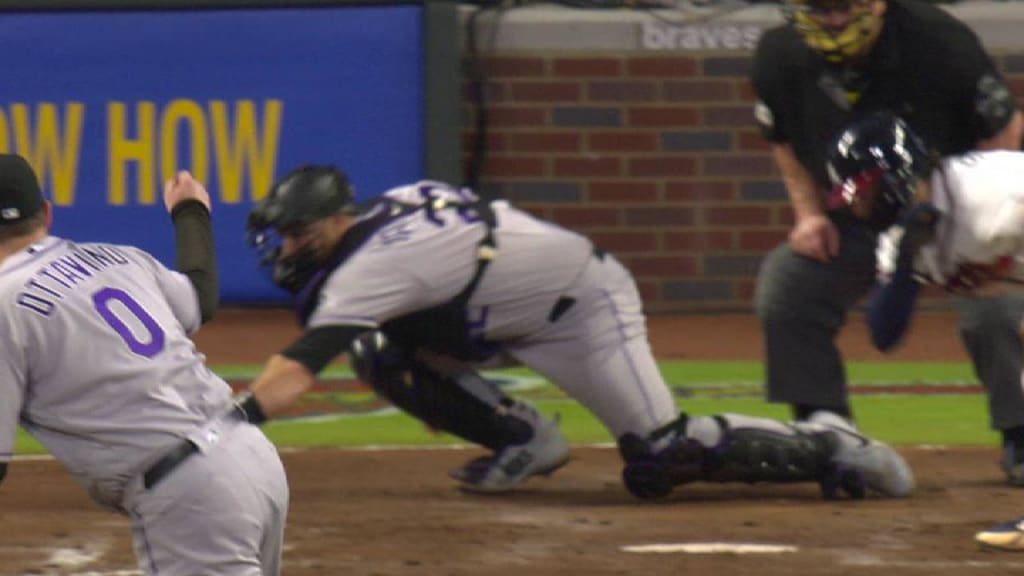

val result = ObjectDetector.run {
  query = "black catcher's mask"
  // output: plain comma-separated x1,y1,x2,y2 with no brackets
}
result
247,165,357,293
826,111,934,230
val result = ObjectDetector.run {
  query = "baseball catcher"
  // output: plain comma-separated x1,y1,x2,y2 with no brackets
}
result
235,165,913,500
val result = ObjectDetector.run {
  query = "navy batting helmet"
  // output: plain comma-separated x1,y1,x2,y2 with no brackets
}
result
247,165,358,293
826,112,933,230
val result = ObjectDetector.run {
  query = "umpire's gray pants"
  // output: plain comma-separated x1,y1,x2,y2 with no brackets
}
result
755,216,1024,430
754,217,876,411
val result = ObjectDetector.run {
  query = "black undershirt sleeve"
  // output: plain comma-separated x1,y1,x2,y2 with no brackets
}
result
0,462,7,485
281,325,372,375
171,199,219,324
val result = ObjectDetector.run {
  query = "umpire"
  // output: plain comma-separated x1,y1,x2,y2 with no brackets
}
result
752,0,1024,484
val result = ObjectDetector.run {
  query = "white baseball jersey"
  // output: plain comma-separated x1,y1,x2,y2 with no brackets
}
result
878,151,1024,289
308,181,678,438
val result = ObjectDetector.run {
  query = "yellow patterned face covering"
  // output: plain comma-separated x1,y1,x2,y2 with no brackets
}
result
783,0,882,64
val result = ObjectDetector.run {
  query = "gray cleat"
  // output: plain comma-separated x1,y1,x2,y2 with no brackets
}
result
450,410,570,493
798,411,915,498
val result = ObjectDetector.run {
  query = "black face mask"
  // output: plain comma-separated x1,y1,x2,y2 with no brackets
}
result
246,164,359,294
247,223,324,294
272,245,322,294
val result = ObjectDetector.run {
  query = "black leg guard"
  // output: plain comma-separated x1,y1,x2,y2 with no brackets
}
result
701,415,833,484
619,414,836,499
349,331,532,451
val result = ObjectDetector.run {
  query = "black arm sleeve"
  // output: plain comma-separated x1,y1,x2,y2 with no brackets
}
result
281,325,372,375
171,200,218,324
0,462,7,485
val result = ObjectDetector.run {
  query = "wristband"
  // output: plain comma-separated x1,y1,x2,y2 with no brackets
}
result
234,392,268,425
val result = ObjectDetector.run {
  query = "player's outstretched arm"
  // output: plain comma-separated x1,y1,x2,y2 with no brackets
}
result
867,265,922,352
245,355,316,421
241,326,367,422
163,171,219,323
866,203,939,351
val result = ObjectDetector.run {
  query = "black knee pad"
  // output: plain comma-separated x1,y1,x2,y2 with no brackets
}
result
618,416,706,500
349,331,413,391
348,330,533,451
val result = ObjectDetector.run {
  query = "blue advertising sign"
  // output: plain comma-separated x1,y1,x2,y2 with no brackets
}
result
0,6,424,302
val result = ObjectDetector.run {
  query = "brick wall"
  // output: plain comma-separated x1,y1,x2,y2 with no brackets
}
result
462,49,1024,314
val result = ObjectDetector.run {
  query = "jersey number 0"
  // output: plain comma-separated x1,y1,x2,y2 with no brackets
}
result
92,287,166,358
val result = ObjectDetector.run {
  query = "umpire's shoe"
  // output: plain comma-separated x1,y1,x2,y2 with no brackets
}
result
976,517,1024,551
450,410,570,493
800,411,915,499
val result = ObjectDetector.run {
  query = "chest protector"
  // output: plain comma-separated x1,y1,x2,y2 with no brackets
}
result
296,195,499,361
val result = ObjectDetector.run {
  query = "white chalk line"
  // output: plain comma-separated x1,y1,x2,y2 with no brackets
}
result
621,542,798,554
620,543,1024,569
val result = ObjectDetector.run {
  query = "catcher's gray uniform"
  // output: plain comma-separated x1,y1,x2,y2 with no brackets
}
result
305,182,677,442
0,237,288,575
251,176,912,499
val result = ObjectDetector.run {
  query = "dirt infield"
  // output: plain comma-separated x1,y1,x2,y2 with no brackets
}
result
6,309,1024,576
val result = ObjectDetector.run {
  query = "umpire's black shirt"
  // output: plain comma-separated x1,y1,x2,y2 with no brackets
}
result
752,0,1016,192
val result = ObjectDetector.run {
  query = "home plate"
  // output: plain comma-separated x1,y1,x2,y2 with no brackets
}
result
621,542,799,554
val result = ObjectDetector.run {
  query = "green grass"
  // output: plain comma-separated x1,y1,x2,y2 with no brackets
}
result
255,395,997,448
12,361,999,456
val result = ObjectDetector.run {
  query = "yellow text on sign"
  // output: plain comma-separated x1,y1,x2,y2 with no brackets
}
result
0,99,283,206
109,99,283,205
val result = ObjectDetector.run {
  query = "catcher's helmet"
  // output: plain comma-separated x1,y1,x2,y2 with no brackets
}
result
782,0,882,64
247,165,358,293
826,112,933,230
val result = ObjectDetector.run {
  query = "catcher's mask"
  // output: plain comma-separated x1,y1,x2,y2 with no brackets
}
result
247,165,358,293
826,112,933,230
782,0,882,64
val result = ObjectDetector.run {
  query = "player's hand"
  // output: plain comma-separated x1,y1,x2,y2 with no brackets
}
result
163,171,212,214
789,214,839,262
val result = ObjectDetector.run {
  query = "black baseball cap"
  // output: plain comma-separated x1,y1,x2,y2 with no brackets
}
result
0,154,44,226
